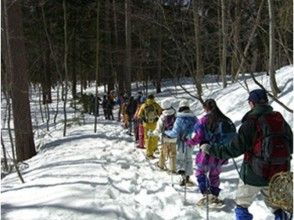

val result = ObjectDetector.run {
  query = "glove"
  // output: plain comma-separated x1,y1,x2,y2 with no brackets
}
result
147,131,153,137
200,143,211,154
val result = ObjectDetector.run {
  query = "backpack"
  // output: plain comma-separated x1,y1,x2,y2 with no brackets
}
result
245,112,291,181
205,119,237,145
162,114,176,131
143,104,158,123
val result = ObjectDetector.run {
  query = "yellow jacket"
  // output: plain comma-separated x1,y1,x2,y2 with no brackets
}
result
138,98,162,124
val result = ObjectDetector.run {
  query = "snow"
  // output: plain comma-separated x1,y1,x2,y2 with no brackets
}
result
1,66,293,220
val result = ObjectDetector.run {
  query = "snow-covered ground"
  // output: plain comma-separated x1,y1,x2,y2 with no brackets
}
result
1,66,293,220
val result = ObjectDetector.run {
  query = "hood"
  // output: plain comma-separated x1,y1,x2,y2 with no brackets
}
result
177,110,196,118
242,104,273,122
162,108,176,116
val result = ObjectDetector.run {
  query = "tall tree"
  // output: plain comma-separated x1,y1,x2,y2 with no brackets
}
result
267,0,280,96
3,0,36,162
124,0,132,94
63,0,69,137
94,0,100,133
192,0,203,96
220,0,227,88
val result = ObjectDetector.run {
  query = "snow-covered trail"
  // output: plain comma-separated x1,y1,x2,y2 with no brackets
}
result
3,66,292,220
1,115,240,220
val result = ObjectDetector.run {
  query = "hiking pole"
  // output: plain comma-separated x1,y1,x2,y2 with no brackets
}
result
206,173,209,220
184,144,187,205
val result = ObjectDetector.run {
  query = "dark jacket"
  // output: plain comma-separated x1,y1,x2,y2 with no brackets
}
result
208,104,293,186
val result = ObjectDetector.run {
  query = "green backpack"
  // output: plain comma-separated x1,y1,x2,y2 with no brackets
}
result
143,104,158,123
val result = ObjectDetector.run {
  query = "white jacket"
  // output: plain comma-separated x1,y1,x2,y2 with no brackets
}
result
153,108,176,136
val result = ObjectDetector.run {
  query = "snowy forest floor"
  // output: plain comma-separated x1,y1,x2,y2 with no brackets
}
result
1,66,293,220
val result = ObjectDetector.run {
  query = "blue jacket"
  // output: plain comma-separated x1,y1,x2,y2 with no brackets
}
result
165,110,197,143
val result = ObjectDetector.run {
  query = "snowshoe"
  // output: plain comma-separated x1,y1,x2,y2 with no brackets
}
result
196,194,224,208
179,176,195,187
146,155,156,160
155,161,167,171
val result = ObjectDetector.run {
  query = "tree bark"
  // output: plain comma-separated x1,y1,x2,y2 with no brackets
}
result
220,0,227,88
192,0,203,96
63,0,69,137
125,0,132,95
268,0,280,96
4,0,36,162
94,0,100,133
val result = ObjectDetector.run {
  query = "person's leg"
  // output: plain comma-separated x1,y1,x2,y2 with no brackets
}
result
169,143,177,173
195,152,209,194
158,143,167,169
234,179,260,220
146,123,157,157
138,124,144,148
208,166,221,197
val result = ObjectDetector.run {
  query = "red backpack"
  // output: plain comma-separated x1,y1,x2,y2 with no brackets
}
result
244,111,291,181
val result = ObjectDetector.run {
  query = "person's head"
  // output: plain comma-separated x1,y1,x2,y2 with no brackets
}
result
178,100,190,112
147,94,155,100
203,99,229,129
248,89,268,108
203,99,217,113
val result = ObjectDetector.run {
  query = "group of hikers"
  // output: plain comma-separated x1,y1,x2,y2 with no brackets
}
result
111,89,292,220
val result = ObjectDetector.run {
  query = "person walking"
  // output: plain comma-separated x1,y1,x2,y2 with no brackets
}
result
126,96,138,135
149,99,177,173
138,94,162,159
200,89,293,220
186,99,236,205
164,100,197,186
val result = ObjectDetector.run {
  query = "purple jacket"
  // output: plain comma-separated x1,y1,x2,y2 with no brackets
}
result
186,115,208,146
186,114,228,168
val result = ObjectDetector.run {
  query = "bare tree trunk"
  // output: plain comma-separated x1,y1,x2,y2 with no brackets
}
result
234,0,265,81
267,0,280,96
63,0,69,137
125,0,132,95
4,0,36,162
231,0,241,78
105,0,114,93
112,0,123,94
94,0,100,133
156,12,162,94
220,0,227,88
192,0,203,96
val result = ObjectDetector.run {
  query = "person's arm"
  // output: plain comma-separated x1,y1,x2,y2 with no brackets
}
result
165,118,181,138
152,116,164,136
186,118,205,145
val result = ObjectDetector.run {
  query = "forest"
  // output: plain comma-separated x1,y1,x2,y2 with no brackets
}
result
1,0,293,165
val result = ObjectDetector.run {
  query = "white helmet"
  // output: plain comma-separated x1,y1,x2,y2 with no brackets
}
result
161,99,172,110
179,100,189,108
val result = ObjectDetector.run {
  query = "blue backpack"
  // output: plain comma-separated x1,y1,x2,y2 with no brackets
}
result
204,119,237,145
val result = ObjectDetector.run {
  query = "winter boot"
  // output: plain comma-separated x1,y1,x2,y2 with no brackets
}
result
179,177,186,186
235,205,253,220
274,209,290,220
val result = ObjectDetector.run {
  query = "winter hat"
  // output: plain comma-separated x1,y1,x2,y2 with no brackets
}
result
179,100,189,108
161,99,172,110
248,89,268,104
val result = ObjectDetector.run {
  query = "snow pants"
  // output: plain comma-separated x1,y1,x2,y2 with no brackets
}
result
195,151,225,196
138,123,144,148
133,119,139,142
176,141,193,176
143,122,158,157
158,140,176,173
234,179,291,220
